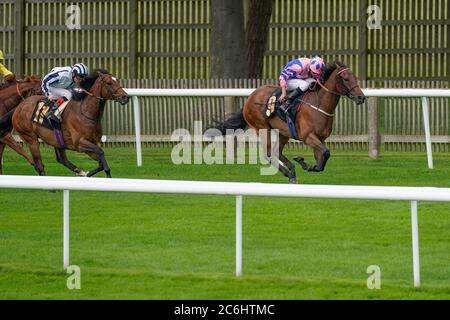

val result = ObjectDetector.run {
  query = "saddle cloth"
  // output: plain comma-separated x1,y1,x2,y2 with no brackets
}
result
265,87,304,122
32,100,69,130
265,88,307,140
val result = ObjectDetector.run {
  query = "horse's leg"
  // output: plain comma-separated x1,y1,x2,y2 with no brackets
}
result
294,134,330,172
78,138,111,178
1,133,34,167
54,148,87,176
277,135,297,183
261,129,297,184
24,138,46,176
0,142,5,174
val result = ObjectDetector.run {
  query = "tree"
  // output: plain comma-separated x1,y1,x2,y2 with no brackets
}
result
210,0,247,78
245,0,273,78
210,0,273,79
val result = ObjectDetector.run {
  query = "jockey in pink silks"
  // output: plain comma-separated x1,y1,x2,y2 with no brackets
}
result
278,56,325,113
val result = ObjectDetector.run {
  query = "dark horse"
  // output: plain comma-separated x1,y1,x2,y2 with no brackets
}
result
214,61,365,183
0,75,42,174
0,69,129,177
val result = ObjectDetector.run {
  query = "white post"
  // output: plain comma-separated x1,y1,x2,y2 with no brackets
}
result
133,96,143,167
411,200,420,288
236,195,242,277
421,97,433,169
63,190,70,270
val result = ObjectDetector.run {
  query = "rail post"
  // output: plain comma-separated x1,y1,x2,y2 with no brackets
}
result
63,190,70,270
421,97,433,169
368,97,380,159
411,200,420,287
236,195,243,276
133,96,143,167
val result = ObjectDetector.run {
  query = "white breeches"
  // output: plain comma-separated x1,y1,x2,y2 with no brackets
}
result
48,87,73,100
286,78,316,91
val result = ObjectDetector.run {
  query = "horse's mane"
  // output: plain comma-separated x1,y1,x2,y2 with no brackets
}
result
73,69,110,100
81,69,110,91
320,61,347,83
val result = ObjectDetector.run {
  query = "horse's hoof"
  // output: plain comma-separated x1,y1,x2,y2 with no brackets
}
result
289,178,298,184
76,170,87,177
293,156,304,163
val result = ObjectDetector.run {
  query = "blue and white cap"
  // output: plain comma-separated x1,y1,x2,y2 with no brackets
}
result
72,63,89,77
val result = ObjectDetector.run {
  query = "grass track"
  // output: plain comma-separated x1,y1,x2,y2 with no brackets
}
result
0,146,449,299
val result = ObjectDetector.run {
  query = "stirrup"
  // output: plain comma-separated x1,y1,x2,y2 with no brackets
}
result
280,102,291,114
46,110,60,122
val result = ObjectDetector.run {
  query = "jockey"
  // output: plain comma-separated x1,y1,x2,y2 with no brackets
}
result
0,50,16,83
41,62,89,123
278,56,325,113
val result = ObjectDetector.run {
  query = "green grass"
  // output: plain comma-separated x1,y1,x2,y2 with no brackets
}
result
0,146,449,299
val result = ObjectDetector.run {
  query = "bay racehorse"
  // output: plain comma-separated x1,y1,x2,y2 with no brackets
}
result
0,69,129,177
0,76,42,174
214,61,365,183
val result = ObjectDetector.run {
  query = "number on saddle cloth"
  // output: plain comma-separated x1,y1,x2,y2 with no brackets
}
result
32,98,68,130
264,87,301,140
265,88,303,122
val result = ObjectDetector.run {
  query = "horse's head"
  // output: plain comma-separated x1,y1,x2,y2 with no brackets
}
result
334,64,365,105
95,71,130,105
3,75,43,100
21,75,43,96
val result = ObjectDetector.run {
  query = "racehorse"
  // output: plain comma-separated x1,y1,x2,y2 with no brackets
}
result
0,69,129,177
0,75,42,174
213,61,365,183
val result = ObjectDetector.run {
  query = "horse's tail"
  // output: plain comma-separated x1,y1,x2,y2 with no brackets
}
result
0,109,15,138
210,109,247,135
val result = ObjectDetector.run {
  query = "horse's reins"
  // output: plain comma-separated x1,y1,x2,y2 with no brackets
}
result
78,77,123,122
318,68,359,97
15,80,41,101
298,67,359,118
16,82,28,101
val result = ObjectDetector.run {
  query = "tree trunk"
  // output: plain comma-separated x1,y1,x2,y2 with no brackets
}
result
210,0,247,78
245,0,273,78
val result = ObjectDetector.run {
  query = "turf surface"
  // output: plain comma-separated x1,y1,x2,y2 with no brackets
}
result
0,146,449,299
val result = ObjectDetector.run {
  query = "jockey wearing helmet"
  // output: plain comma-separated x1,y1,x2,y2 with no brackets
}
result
278,56,325,113
41,62,89,124
0,50,16,83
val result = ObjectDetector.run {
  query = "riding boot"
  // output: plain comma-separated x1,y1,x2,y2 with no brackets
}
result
45,99,61,127
279,88,304,114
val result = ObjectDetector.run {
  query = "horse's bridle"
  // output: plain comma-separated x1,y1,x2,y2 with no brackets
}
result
15,80,41,101
79,75,124,122
81,75,123,102
317,68,360,98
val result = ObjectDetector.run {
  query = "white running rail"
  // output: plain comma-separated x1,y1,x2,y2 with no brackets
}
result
124,88,450,169
2,174,450,288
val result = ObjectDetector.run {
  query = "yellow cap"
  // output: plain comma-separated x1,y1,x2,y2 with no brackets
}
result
0,50,4,60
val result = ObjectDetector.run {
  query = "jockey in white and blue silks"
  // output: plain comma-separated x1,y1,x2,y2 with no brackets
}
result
278,56,325,113
41,63,89,123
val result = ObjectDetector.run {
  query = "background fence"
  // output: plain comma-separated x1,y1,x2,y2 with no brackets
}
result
0,0,448,80
99,79,450,152
1,0,449,151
